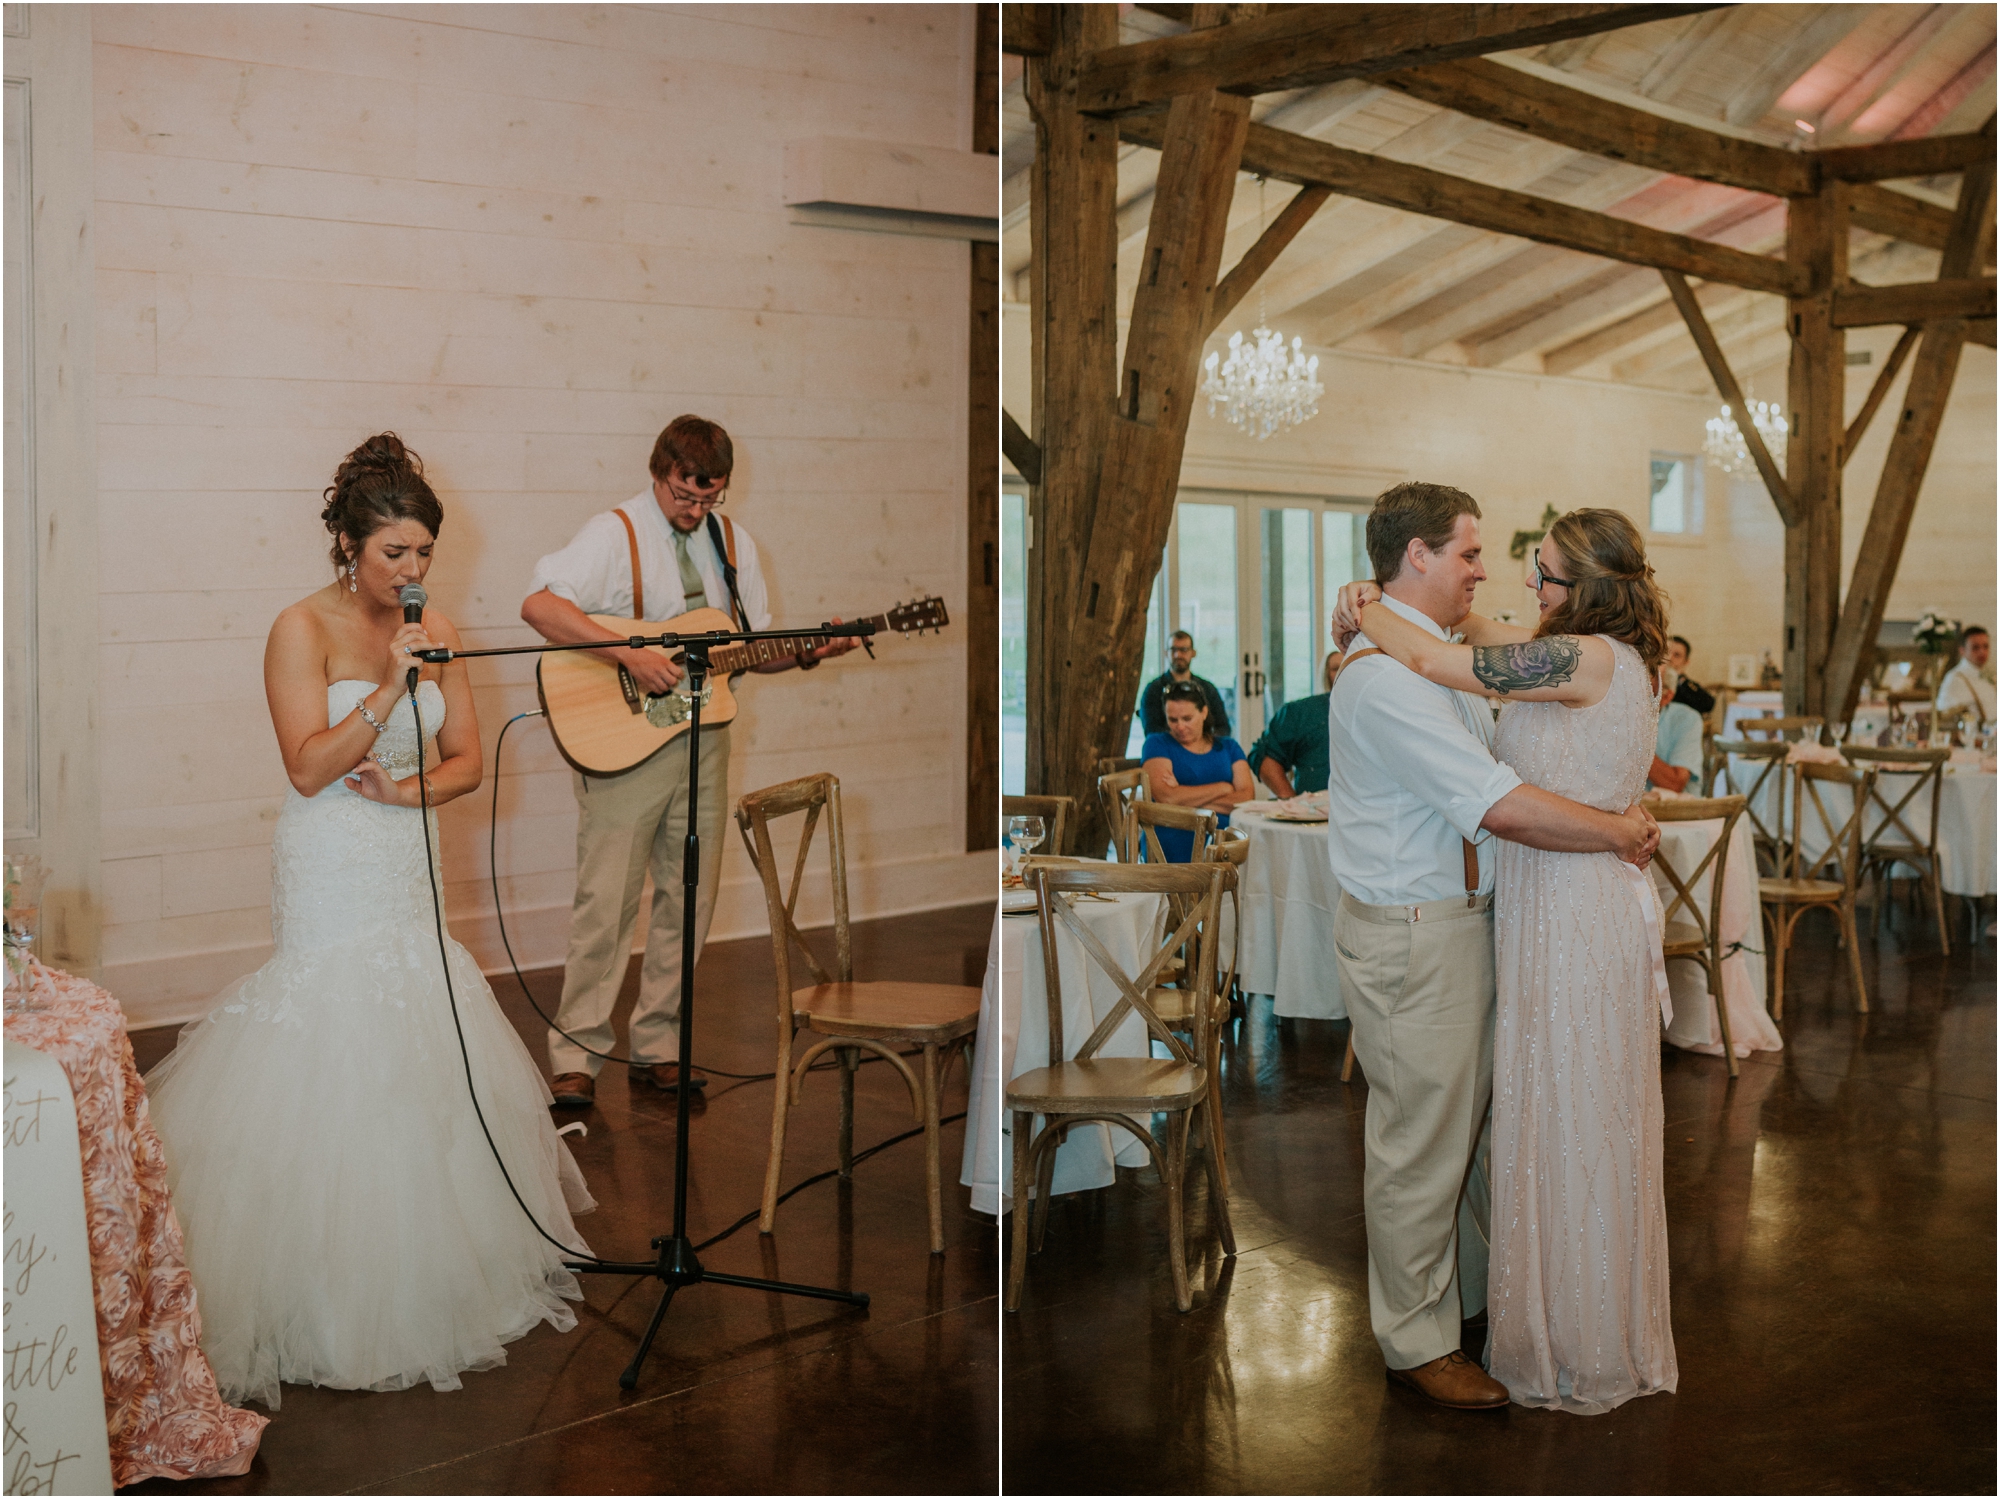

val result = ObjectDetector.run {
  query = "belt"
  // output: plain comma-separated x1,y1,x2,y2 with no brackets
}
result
1339,889,1494,926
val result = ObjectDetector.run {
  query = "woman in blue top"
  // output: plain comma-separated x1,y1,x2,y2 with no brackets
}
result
1140,680,1254,860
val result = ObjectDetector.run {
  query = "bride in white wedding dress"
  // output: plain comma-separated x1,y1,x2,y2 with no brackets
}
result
146,434,595,1410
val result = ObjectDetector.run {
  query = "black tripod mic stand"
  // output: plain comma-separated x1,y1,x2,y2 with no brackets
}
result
417,621,873,1390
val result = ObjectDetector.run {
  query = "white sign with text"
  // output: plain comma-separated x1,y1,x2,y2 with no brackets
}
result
3,1041,113,1495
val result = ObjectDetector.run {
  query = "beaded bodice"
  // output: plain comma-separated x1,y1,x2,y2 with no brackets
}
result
325,680,445,785
1492,637,1655,813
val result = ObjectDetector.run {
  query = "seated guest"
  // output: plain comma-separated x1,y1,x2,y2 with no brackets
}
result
1138,629,1232,738
1649,666,1704,795
1666,635,1716,717
1249,649,1341,797
1936,625,1992,721
1141,680,1253,860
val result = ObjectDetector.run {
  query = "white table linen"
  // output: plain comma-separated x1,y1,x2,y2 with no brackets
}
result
960,893,1164,1216
1232,806,1344,1020
1721,692,1785,738
1653,814,1780,1058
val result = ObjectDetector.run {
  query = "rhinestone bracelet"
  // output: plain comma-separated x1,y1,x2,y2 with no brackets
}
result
355,699,389,734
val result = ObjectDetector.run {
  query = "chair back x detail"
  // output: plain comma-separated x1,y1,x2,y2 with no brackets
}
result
1757,758,1878,1019
735,773,981,1255
1708,738,1789,871
1005,861,1236,1313
1096,768,1149,863
1645,794,1747,1078
1844,746,1953,954
1002,794,1074,859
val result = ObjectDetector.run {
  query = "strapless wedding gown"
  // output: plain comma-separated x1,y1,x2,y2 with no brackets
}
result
145,681,595,1410
1486,639,1677,1414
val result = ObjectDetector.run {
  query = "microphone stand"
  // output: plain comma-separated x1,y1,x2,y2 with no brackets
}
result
416,621,874,1390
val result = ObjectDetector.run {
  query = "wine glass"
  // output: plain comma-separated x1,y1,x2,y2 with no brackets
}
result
1005,815,1046,879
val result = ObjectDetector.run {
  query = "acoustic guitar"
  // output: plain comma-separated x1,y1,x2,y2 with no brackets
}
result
536,597,949,775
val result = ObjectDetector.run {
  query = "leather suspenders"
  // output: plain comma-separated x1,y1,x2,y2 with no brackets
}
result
1342,646,1481,908
615,508,646,620
613,507,745,630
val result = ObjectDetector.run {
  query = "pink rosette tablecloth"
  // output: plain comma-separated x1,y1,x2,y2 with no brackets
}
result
4,959,267,1486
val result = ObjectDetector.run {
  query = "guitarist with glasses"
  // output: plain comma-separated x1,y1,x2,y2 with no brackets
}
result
522,414,857,1106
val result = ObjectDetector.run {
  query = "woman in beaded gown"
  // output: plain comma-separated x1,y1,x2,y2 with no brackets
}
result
145,435,594,1410
1345,508,1676,1415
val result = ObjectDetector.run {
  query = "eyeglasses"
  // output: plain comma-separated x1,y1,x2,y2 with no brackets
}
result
663,474,728,509
1530,557,1575,590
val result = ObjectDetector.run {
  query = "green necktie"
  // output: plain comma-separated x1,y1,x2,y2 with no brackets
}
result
672,529,708,613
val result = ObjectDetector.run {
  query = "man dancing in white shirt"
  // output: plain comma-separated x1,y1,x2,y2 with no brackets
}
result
1326,482,1658,1410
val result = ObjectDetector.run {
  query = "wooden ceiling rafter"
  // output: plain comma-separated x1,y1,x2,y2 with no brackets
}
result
1659,267,1797,525
1840,323,1922,465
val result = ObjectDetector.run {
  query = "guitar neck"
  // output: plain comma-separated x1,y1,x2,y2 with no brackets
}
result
707,613,888,673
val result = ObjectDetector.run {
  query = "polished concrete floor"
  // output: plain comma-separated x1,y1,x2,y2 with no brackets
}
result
125,901,997,1496
1002,903,1996,1495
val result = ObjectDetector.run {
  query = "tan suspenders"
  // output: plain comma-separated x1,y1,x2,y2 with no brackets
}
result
614,508,740,624
1342,646,1480,907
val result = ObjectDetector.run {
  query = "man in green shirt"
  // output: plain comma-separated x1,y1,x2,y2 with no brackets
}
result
1249,650,1341,797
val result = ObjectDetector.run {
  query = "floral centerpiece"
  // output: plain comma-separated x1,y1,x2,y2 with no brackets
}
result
1914,608,1961,657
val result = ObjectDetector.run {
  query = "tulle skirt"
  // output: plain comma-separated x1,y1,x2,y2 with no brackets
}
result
145,922,595,1410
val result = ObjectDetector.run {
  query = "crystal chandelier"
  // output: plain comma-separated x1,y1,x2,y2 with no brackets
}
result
1198,177,1324,441
1702,398,1787,476
1200,317,1325,440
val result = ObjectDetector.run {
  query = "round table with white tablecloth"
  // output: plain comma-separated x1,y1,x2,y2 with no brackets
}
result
1230,802,1779,1055
1230,804,1344,1020
960,891,1165,1215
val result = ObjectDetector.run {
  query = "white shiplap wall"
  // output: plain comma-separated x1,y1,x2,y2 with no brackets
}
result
95,4,988,1026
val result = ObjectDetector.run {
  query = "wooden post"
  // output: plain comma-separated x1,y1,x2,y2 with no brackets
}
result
966,4,999,852
1782,182,1846,720
1025,5,1121,847
1823,151,1997,724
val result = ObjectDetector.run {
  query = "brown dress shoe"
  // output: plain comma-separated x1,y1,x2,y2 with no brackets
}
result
635,1062,707,1094
1386,1350,1510,1410
549,1072,595,1108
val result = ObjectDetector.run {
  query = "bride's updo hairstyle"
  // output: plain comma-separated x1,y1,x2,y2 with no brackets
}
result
321,432,443,574
1535,508,1670,674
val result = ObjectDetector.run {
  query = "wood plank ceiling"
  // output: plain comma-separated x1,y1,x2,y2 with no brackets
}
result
999,3,1997,395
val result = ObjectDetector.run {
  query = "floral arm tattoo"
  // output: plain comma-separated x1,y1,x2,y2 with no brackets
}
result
1472,636,1583,694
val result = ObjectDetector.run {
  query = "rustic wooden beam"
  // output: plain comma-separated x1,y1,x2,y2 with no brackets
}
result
1823,151,1997,725
1375,56,1812,196
1122,115,1809,296
1025,5,1122,829
1782,184,1847,719
1003,3,1052,56
1208,183,1332,332
966,2,1000,853
1660,269,1797,527
1001,408,1042,484
1815,126,1996,183
1848,184,1959,251
1832,276,1998,327
1076,4,1718,115
1840,325,1920,467
1969,317,1996,348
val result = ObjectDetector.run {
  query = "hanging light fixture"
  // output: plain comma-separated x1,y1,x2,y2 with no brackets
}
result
1702,397,1787,476
1199,178,1325,441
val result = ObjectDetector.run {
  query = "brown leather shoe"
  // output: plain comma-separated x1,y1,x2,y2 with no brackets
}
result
550,1072,595,1108
1386,1350,1510,1410
635,1062,707,1094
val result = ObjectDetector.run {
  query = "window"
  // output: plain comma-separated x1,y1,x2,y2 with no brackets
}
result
1649,454,1703,536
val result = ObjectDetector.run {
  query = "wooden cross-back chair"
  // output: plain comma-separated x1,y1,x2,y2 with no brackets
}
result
1002,794,1074,859
1004,862,1236,1313
1708,738,1789,872
1738,715,1825,744
1757,759,1878,1019
1132,800,1219,865
1843,746,1953,954
1097,768,1149,863
735,773,982,1255
1646,794,1748,1079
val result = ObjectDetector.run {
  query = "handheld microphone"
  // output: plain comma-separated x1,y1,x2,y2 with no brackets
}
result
399,584,427,690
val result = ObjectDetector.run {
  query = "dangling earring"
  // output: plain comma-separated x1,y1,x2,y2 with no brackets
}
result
347,562,358,592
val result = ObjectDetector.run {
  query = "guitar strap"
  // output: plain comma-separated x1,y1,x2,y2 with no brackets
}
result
616,507,645,621
707,513,747,630
1344,646,1479,907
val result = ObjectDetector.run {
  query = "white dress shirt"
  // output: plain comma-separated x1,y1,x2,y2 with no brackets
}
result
527,488,772,630
1325,595,1523,905
1935,659,1993,721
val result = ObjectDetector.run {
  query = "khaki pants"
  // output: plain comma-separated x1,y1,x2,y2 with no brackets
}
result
548,724,731,1075
1334,890,1495,1370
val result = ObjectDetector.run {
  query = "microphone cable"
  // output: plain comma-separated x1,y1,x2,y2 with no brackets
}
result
411,685,965,1264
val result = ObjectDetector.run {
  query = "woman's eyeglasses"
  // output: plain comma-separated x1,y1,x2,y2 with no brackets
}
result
1530,557,1575,590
